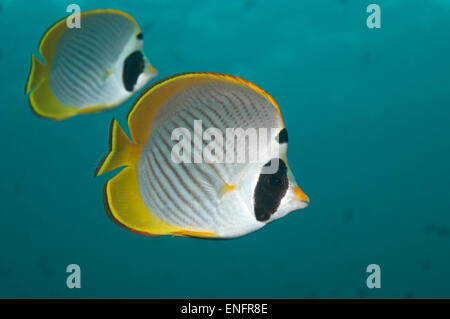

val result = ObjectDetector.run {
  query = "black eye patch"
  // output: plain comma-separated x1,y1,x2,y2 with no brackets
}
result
253,158,289,222
122,51,145,92
136,33,143,40
276,128,288,144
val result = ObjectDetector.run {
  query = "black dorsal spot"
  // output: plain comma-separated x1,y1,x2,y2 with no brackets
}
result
136,33,143,40
253,158,289,222
122,51,145,92
276,128,288,144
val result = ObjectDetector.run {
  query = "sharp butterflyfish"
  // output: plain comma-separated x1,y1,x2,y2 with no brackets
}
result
95,73,309,239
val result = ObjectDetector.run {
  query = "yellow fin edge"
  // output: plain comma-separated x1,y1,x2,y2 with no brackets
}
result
25,51,107,121
38,9,140,62
25,55,45,94
103,165,217,238
95,119,141,176
25,9,139,121
98,120,218,238
26,58,79,120
126,72,283,145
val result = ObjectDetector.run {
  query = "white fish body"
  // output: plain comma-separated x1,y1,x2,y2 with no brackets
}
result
96,73,309,239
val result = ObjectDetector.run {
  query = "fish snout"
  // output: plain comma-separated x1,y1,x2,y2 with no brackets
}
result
292,185,309,205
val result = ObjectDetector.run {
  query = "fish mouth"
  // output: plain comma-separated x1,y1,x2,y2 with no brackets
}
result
293,185,309,205
146,64,157,75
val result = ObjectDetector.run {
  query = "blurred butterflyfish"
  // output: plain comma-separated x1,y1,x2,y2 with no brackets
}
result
25,9,157,120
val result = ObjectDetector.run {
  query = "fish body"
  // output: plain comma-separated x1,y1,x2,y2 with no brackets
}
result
25,9,157,120
96,73,309,239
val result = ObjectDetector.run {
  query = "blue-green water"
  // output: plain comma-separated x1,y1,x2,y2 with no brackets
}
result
1,0,449,298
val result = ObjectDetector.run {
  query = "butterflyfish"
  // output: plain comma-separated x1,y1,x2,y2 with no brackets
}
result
95,73,309,239
25,9,157,120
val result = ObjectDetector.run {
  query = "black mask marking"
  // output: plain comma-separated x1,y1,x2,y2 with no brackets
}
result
137,33,143,40
276,128,288,144
122,51,145,92
254,158,289,222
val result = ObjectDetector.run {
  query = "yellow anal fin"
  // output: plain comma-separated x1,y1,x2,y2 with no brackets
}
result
95,119,141,176
172,229,218,239
27,74,79,121
77,104,109,115
104,166,182,236
104,165,218,238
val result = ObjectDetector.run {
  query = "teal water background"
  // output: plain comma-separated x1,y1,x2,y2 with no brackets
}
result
1,0,449,298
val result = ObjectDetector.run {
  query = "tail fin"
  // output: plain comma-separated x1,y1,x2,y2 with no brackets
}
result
95,119,140,176
25,55,46,94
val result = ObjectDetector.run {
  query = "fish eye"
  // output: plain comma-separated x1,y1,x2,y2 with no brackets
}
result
266,175,284,187
137,33,143,40
276,128,288,144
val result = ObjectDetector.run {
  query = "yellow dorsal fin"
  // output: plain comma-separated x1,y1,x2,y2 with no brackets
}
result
126,72,282,146
27,9,139,89
104,167,183,236
95,119,141,176
38,9,139,63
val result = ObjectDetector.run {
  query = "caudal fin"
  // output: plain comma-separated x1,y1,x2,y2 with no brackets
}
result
25,54,80,120
25,55,46,94
95,119,140,176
